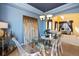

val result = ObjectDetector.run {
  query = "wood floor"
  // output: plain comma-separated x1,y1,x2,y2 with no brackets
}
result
9,42,79,56
62,42,79,56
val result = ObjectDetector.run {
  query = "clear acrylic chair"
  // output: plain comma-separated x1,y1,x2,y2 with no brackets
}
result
51,34,63,56
12,37,41,56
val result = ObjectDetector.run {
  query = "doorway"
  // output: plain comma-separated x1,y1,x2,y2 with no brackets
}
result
23,16,38,44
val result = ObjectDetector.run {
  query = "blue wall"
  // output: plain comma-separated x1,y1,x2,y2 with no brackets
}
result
38,18,46,36
0,3,44,44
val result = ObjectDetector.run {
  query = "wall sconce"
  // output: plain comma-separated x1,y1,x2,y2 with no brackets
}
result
39,15,45,21
60,16,64,20
0,22,8,29
40,14,53,30
40,14,53,20
47,14,53,20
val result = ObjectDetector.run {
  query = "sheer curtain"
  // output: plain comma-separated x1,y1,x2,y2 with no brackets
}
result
24,18,30,44
23,16,38,45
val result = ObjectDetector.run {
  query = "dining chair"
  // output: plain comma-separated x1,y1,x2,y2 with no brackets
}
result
12,37,41,56
51,34,63,56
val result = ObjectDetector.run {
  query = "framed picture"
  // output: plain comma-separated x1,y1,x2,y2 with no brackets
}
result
59,20,73,34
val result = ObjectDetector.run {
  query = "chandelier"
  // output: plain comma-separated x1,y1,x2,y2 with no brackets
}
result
39,14,53,21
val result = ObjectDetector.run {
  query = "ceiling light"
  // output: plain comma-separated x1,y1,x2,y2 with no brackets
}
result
40,15,45,21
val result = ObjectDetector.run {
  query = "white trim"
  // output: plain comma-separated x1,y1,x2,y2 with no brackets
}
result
7,3,44,15
45,3,79,14
4,3,79,15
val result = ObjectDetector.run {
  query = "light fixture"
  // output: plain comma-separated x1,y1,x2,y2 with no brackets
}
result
60,16,64,20
75,27,79,33
40,15,45,21
47,14,53,20
0,22,8,28
40,14,53,30
40,14,53,21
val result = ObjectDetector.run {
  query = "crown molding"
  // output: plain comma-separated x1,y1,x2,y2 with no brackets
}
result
45,3,79,14
7,3,44,15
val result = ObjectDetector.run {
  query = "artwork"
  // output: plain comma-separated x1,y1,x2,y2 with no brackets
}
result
59,21,73,34
54,20,73,34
